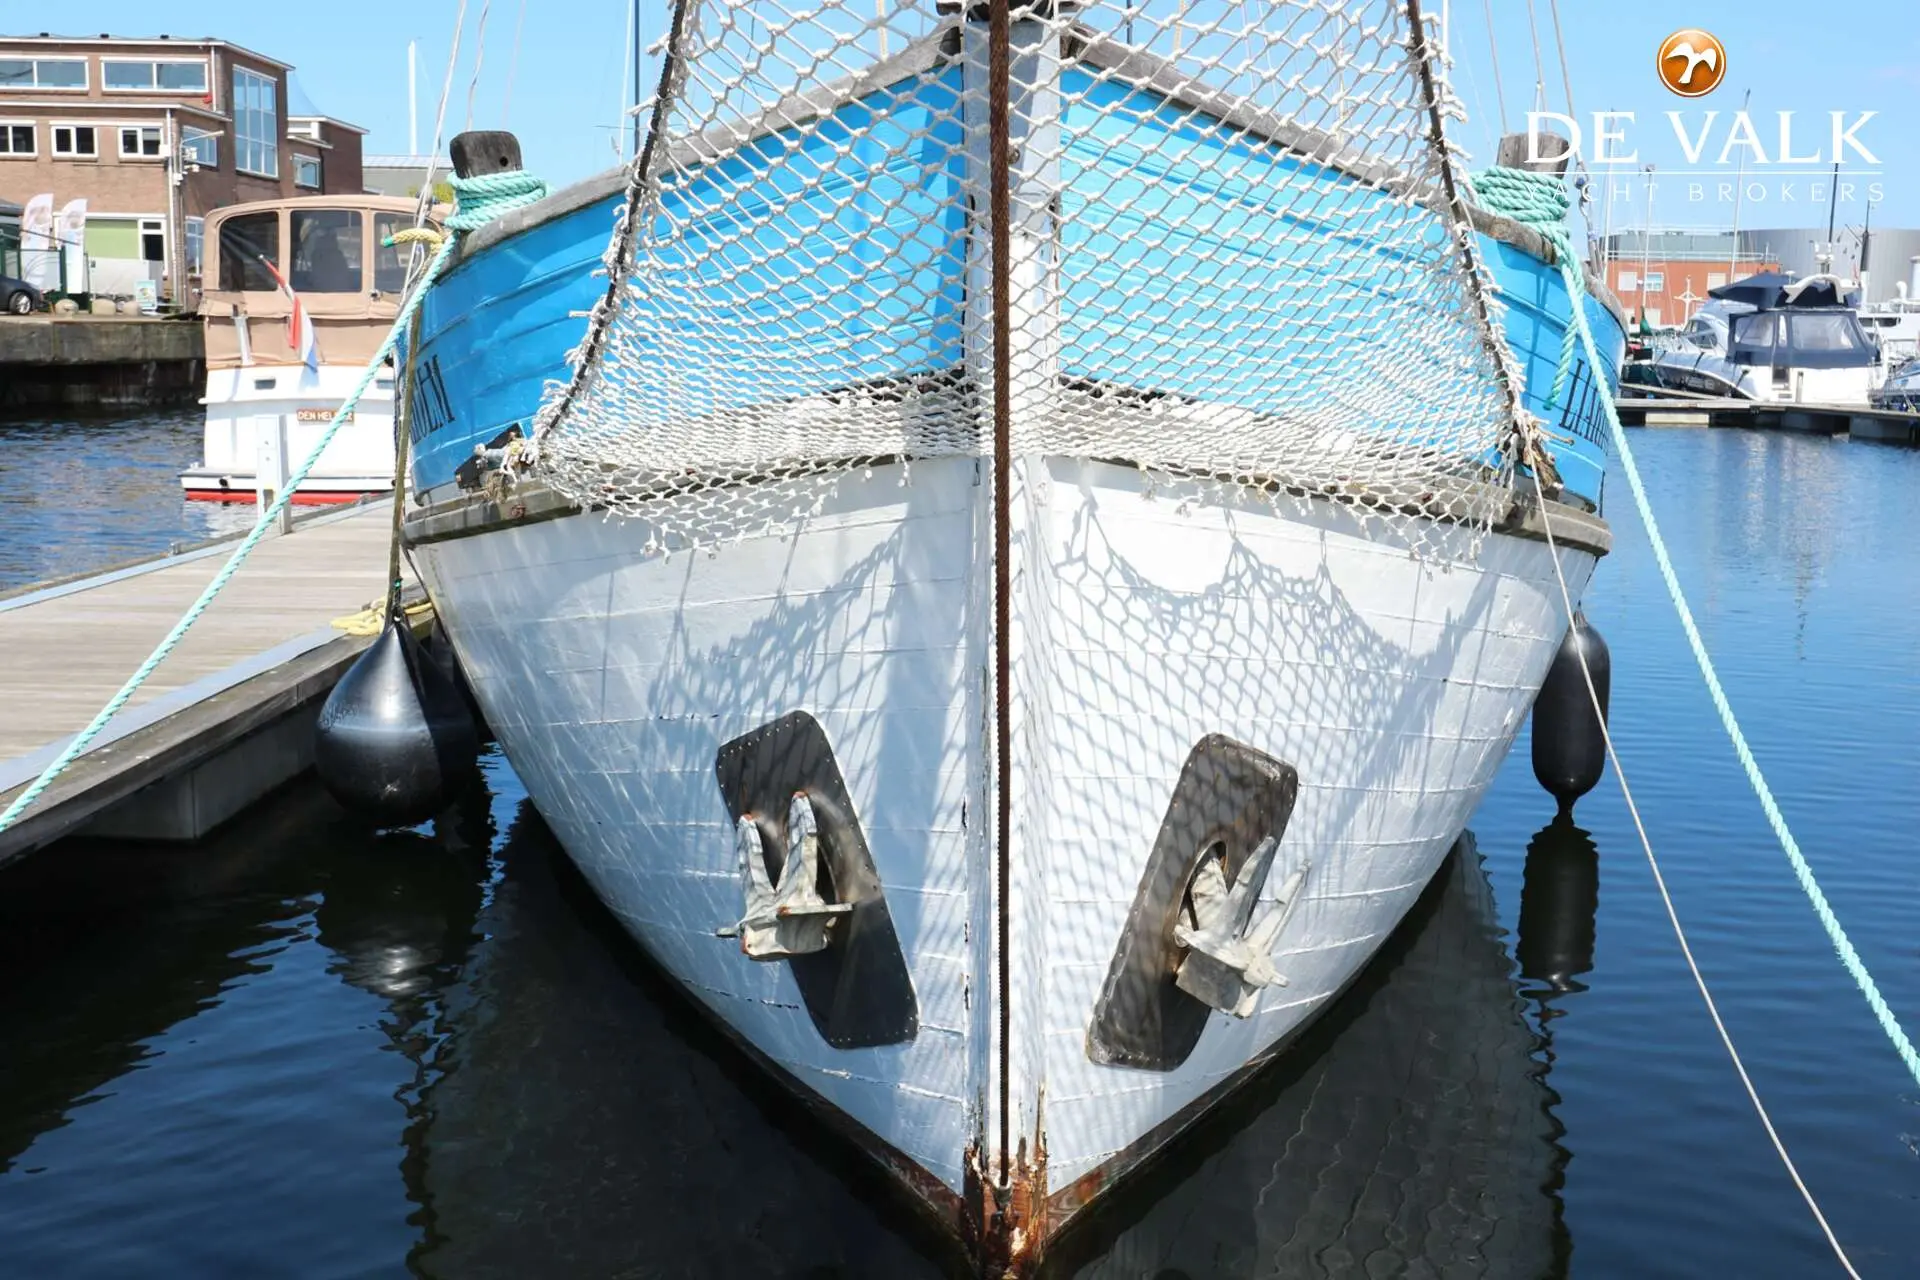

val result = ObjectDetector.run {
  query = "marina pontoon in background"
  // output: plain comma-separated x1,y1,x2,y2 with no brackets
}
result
394,0,1624,1267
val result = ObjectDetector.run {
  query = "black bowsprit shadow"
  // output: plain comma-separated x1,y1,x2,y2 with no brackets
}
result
1086,735,1299,1072
714,711,918,1050
1516,813,1600,999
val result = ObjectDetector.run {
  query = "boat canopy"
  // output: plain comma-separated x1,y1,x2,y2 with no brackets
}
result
200,195,439,370
1709,271,1795,308
1710,270,1859,311
1727,307,1877,369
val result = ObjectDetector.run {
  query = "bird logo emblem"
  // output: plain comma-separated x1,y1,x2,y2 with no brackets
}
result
1658,29,1727,97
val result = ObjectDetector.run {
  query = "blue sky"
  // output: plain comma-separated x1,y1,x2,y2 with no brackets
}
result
1451,0,1920,244
48,0,1920,239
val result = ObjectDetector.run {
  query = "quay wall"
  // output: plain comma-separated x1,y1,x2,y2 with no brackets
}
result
0,316,204,410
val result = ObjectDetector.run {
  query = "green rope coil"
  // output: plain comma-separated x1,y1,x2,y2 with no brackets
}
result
1471,166,1581,412
1472,163,1920,1090
444,170,551,231
0,169,547,838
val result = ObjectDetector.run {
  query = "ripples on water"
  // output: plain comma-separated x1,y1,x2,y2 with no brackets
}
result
0,429,1916,1275
0,412,254,593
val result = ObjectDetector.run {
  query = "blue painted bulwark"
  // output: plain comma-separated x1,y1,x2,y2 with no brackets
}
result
1485,237,1624,507
409,60,1621,511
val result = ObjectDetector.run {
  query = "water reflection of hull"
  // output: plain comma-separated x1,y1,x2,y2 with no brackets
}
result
1042,838,1568,1280
409,800,963,1278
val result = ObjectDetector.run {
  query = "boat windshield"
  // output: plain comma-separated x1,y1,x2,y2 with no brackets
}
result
1681,316,1725,350
217,211,280,292
1729,308,1877,368
291,209,363,294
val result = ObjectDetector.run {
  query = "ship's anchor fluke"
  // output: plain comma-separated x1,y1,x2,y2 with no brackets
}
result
717,792,852,959
1173,837,1311,1018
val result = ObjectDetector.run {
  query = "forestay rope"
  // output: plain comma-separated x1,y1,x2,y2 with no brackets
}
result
0,170,548,839
1477,161,1895,1278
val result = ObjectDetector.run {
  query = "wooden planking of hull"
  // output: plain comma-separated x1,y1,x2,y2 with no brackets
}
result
403,455,1602,1264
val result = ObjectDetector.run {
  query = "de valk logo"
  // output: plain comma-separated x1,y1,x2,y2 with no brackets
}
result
1658,29,1727,97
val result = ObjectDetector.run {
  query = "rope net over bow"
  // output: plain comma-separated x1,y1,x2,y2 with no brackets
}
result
529,0,1539,556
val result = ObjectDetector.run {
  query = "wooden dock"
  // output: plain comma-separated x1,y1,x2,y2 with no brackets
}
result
1616,393,1920,442
0,501,414,865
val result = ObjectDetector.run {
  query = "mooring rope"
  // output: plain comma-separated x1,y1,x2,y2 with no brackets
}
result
1475,163,1881,1276
0,170,548,838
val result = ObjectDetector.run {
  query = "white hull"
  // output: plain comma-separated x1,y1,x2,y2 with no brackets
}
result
186,363,397,499
407,456,1596,1239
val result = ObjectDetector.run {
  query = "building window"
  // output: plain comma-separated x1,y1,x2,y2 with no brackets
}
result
1644,271,1666,291
218,210,280,291
1616,269,1638,292
0,121,32,156
185,217,205,274
140,218,166,263
1707,271,1728,288
183,127,218,167
232,67,278,178
51,125,98,157
0,57,88,90
294,154,322,189
120,125,164,159
290,208,362,293
103,59,209,93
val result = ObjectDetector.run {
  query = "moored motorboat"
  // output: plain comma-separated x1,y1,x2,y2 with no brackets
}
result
182,194,433,504
396,1,1624,1267
1650,271,1881,405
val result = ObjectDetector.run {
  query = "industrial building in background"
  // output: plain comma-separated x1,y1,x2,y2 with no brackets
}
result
1602,227,1920,325
0,34,365,309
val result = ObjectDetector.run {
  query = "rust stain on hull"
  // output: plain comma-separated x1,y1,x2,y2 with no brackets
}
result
964,1137,1049,1277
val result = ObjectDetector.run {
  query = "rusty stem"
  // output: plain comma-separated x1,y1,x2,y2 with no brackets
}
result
987,0,1014,1189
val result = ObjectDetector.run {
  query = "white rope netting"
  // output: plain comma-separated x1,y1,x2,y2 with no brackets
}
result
531,0,1523,551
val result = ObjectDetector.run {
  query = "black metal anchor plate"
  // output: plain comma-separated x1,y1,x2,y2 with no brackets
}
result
714,711,919,1049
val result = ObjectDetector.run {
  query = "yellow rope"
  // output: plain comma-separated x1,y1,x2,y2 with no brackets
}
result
385,227,447,249
332,598,435,637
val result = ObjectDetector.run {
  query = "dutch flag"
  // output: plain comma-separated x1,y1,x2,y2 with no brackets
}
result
259,255,320,375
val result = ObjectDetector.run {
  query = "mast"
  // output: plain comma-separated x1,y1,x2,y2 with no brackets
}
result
1822,160,1840,275
1860,199,1873,302
1641,163,1654,325
1727,88,1750,284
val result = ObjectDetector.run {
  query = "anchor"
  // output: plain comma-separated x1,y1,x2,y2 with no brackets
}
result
717,791,853,960
1172,836,1311,1018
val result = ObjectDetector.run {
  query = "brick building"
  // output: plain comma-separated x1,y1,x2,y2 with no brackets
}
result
1600,230,1780,329
0,34,365,306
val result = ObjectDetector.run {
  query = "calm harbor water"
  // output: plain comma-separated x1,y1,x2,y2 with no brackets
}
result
2,422,1918,1276
0,411,253,594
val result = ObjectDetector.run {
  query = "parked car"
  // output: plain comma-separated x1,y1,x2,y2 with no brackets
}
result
1,275,46,314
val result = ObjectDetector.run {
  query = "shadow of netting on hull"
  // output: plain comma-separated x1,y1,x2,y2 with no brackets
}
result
529,0,1525,555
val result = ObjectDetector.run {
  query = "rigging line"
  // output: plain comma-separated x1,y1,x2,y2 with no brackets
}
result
1523,0,1546,114
465,0,495,133
1546,0,1576,127
417,0,469,228
1522,464,1863,1280
502,0,529,126
1480,0,1507,133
